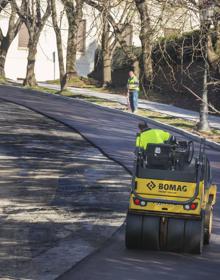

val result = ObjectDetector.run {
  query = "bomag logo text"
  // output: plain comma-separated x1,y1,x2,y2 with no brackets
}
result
158,183,188,192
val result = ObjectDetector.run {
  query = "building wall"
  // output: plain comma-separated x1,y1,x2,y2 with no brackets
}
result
0,1,143,82
0,3,99,81
0,2,198,82
5,25,57,81
3,15,99,81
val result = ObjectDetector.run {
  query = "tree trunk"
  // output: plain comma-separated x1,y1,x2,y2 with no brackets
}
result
0,0,9,13
63,0,83,88
85,0,138,65
0,2,22,78
207,34,220,68
102,49,112,87
12,0,51,87
216,23,220,53
23,43,37,86
141,39,153,82
133,60,140,77
0,40,9,78
214,22,220,73
0,53,6,77
135,0,153,87
102,19,112,87
66,24,78,76
51,0,65,88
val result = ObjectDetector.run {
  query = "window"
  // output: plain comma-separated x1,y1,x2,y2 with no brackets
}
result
77,20,86,53
163,28,181,37
18,23,29,49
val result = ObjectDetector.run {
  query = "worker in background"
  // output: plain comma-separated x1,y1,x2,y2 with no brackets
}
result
136,121,174,150
127,70,139,113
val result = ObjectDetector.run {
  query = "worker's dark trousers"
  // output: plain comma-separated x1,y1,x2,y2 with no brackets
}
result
129,91,138,112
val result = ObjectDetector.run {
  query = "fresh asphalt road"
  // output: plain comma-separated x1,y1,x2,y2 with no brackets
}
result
0,85,220,280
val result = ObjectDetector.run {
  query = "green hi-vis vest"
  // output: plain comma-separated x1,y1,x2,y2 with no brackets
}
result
128,76,139,91
136,129,171,149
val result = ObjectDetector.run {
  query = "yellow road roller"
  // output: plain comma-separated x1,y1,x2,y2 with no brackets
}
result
125,139,217,254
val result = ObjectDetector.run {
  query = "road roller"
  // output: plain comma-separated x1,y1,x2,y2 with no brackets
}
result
125,138,217,254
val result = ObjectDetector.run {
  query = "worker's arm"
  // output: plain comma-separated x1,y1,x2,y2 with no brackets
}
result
162,131,173,143
127,78,130,90
136,133,145,149
126,79,130,96
135,134,146,158
136,135,140,147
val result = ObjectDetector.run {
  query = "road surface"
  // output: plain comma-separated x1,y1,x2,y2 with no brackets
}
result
0,85,219,280
0,99,130,280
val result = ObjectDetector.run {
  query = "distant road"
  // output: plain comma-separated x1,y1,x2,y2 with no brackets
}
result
39,82,220,130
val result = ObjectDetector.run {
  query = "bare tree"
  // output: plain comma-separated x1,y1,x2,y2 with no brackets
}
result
85,0,139,72
97,0,135,86
102,13,111,86
207,5,220,71
156,0,220,130
134,0,153,86
0,1,24,78
85,0,163,91
164,0,220,70
50,0,65,87
0,0,9,13
12,0,51,86
61,0,84,89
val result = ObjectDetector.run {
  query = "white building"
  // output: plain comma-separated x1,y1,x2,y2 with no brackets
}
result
0,1,199,82
0,4,102,81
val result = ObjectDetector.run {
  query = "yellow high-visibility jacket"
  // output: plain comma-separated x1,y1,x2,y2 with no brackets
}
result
127,76,139,91
136,129,171,150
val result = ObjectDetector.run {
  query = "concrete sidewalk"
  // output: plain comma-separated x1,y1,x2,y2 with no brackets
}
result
39,82,220,130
